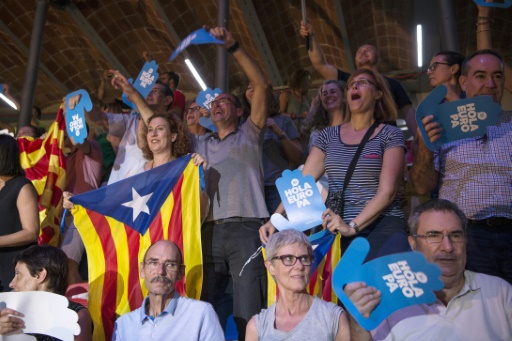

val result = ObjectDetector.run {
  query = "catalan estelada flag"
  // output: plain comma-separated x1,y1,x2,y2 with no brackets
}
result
264,230,341,306
17,108,66,246
70,156,203,341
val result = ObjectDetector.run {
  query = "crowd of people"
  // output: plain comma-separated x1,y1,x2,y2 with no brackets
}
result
0,1,511,339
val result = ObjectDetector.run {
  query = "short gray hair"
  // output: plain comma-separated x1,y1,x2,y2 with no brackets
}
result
408,199,467,235
265,229,313,261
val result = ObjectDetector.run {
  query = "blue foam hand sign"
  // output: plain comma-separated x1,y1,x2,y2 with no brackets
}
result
133,60,159,98
271,169,326,232
198,116,217,133
170,28,224,61
0,84,3,93
333,238,443,330
416,85,501,151
122,61,160,109
474,0,512,8
197,87,222,111
65,89,92,144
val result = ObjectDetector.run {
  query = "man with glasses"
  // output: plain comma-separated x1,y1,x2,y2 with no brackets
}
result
346,199,512,340
112,240,224,340
194,26,271,340
186,100,211,149
412,50,512,284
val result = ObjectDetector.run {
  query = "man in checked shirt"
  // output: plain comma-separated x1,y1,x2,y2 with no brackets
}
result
411,49,512,284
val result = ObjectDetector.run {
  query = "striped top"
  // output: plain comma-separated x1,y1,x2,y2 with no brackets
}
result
314,123,405,221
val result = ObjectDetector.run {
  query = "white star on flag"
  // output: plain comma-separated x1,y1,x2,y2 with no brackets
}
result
122,188,153,221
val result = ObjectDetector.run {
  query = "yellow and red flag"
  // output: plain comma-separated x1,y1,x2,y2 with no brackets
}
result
70,156,203,341
17,108,66,246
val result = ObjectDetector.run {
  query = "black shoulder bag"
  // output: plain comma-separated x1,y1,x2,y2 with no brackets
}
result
325,120,380,216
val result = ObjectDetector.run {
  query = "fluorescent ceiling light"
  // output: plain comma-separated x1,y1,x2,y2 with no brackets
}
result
185,59,207,91
416,24,423,67
0,93,18,110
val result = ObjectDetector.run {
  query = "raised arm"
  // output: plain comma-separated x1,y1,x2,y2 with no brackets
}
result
300,21,339,80
209,26,271,129
108,70,155,124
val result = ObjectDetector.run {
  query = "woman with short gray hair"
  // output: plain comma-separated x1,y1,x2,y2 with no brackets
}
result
245,229,350,340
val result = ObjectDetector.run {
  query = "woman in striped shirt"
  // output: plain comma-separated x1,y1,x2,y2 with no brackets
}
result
260,69,409,261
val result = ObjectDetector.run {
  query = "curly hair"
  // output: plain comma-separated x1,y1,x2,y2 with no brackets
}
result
301,80,345,136
345,69,398,123
141,113,191,160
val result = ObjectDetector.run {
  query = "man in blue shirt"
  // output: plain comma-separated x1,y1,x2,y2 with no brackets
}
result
113,240,224,340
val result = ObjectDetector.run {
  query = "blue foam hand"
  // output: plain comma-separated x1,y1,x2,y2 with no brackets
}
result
0,84,3,93
197,87,223,110
198,116,217,132
333,238,443,330
133,60,159,99
416,85,501,151
170,28,224,61
270,169,326,232
65,89,92,144
474,0,512,8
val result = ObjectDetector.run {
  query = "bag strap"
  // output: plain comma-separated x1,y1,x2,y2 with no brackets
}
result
342,120,380,193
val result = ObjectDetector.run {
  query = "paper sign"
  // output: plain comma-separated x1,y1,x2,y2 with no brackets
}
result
333,238,443,330
197,87,222,111
170,28,224,61
416,85,501,151
122,60,159,109
65,89,92,144
271,169,326,232
0,291,80,341
196,88,222,133
473,0,512,8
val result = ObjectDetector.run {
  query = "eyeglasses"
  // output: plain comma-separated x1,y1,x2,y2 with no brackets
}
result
211,97,237,107
412,231,465,244
144,260,181,271
346,78,378,90
271,254,313,266
149,88,165,95
427,62,451,73
186,106,201,113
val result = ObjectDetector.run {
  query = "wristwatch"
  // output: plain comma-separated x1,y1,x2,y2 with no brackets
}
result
349,221,360,234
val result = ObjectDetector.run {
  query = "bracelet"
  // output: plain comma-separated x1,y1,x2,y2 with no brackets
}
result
476,28,492,33
227,41,240,54
477,16,490,20
476,21,490,26
278,132,287,140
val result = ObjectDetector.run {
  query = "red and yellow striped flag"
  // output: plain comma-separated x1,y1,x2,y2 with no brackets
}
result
70,156,203,341
17,108,66,246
